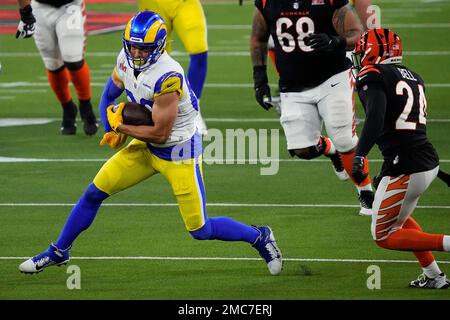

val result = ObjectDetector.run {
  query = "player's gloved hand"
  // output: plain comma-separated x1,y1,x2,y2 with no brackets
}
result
352,155,368,184
99,131,127,149
253,65,273,111
437,170,450,188
107,103,125,132
372,173,382,190
16,5,36,39
304,33,346,52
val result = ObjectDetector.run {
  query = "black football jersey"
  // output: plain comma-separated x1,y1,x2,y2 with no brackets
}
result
356,64,439,175
255,0,351,92
35,0,74,7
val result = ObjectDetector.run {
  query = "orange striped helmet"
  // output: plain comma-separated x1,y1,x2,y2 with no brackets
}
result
352,28,402,71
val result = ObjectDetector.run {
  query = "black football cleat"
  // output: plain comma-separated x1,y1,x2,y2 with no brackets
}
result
61,101,77,135
359,190,374,216
79,100,98,136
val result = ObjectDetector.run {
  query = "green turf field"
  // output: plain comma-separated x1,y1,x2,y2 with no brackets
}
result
0,0,449,300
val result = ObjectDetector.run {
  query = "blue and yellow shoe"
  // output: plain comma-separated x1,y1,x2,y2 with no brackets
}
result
19,243,70,274
252,226,282,276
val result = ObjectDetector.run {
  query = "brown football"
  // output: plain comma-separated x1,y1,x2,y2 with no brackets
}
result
120,102,154,126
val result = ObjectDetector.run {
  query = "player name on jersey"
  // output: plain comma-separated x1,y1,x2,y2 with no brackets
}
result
397,67,418,81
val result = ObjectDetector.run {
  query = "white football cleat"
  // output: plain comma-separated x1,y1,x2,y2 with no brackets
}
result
19,243,70,274
410,273,450,289
252,226,283,276
327,153,350,181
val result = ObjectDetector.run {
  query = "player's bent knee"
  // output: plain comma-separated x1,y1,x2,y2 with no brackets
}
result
289,146,323,160
333,135,357,153
189,219,213,240
84,183,110,204
374,238,392,250
47,65,66,74
44,58,65,72
184,40,208,55
64,60,85,71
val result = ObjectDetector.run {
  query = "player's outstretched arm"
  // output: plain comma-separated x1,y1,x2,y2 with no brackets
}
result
117,92,179,144
332,4,363,50
352,82,386,183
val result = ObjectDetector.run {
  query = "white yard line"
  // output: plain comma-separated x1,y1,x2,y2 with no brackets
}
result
0,255,449,264
206,23,450,30
204,117,450,123
2,50,450,58
1,117,450,123
0,118,55,127
0,202,448,209
1,156,450,164
2,81,450,88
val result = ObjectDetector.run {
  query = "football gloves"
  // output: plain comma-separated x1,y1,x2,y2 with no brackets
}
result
372,173,382,190
304,33,346,52
99,131,127,149
351,155,368,184
253,65,273,111
438,170,450,187
106,103,124,132
16,5,36,39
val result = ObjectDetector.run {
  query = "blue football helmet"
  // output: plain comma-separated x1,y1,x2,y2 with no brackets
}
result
123,11,167,71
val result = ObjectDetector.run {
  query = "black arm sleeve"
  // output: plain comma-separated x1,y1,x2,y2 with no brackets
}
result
356,82,387,157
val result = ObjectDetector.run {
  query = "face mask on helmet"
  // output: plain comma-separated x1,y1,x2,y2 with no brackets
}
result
123,11,167,71
351,28,403,77
350,51,362,79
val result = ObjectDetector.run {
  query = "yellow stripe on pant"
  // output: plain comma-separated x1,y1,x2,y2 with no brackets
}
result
93,139,206,231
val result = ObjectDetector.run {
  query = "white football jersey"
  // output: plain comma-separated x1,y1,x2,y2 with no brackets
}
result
115,50,199,148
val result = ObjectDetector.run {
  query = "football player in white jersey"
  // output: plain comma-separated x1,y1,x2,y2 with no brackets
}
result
138,0,209,136
16,0,98,136
18,11,282,277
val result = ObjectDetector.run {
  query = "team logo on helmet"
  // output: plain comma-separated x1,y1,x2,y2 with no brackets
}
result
122,11,168,71
351,28,403,76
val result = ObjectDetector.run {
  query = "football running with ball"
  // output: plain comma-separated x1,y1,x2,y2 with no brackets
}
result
114,102,153,126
